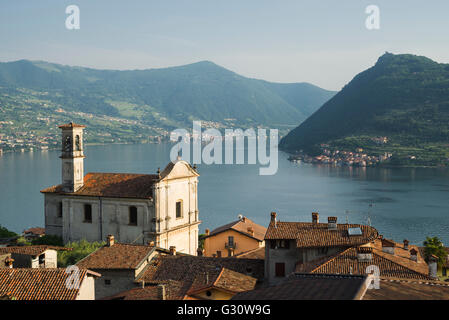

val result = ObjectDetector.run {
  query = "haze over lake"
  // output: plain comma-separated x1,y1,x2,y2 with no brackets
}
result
1,143,448,245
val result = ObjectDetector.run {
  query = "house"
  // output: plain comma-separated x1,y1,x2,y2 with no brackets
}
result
22,227,45,241
232,273,371,300
264,212,378,284
131,253,264,300
418,246,449,281
264,212,433,285
41,123,200,255
0,268,100,300
0,245,69,268
203,216,266,257
76,235,169,299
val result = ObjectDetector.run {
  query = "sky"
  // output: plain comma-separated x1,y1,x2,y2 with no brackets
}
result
1,1,449,91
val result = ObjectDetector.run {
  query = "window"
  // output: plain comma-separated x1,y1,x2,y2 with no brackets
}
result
75,135,81,151
129,206,138,226
206,291,212,297
271,240,290,249
216,251,222,258
38,254,45,265
228,236,234,247
105,279,111,286
176,200,182,219
275,262,285,277
84,204,92,223
443,268,447,277
57,202,63,218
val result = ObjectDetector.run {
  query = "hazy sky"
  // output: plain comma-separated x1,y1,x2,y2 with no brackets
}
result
1,1,449,90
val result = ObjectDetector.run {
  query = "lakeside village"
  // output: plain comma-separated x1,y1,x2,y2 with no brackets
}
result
1,123,449,301
288,137,393,167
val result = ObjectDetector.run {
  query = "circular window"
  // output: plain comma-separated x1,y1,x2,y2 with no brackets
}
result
206,291,212,297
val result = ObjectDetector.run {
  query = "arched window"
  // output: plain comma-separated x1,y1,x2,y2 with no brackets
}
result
129,206,138,226
75,135,81,151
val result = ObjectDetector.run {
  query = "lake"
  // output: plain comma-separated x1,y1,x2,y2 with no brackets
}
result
1,142,448,245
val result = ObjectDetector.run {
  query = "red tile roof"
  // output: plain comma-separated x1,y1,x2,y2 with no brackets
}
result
23,228,45,236
265,221,378,248
103,281,184,300
0,268,96,300
309,246,432,280
76,243,154,270
41,172,159,199
136,254,264,299
235,247,265,259
0,245,71,256
206,217,267,242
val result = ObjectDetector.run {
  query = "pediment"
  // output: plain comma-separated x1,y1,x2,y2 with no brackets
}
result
159,160,199,181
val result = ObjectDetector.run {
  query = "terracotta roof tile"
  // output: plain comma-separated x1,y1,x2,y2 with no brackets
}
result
41,172,159,199
76,243,154,270
265,221,378,248
235,247,265,259
0,268,91,300
310,246,432,280
23,228,45,236
58,122,86,129
103,280,184,300
0,245,70,256
207,217,267,241
137,255,264,298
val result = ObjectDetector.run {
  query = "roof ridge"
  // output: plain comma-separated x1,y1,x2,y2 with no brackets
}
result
372,248,430,278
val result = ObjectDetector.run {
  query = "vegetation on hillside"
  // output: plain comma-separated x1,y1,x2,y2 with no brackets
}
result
280,53,449,166
423,236,447,266
0,225,17,238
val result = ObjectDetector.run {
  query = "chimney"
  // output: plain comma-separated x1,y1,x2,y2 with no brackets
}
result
270,212,277,227
242,216,246,223
4,257,14,268
107,235,115,247
328,216,337,230
205,229,210,236
357,247,373,262
247,226,254,237
381,239,395,255
169,246,176,256
428,255,438,279
410,248,418,262
312,212,319,224
148,241,155,247
403,239,409,250
157,284,166,300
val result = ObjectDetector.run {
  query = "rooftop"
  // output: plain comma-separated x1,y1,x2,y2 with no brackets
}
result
41,172,159,199
265,219,378,248
76,243,155,270
0,245,71,256
0,268,98,300
205,217,267,242
232,274,368,300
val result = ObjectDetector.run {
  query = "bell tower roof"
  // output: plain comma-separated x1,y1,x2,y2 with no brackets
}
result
58,122,86,129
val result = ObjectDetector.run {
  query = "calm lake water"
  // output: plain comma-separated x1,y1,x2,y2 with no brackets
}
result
1,143,449,245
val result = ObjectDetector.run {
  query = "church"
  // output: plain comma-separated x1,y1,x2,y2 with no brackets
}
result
41,123,200,255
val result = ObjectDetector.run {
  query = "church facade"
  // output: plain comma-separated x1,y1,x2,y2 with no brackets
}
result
41,123,200,255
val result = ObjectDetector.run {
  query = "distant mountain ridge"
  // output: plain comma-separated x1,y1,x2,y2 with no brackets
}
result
0,59,335,131
280,53,449,166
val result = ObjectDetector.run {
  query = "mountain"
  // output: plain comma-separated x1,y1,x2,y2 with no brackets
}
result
0,60,335,135
280,53,449,166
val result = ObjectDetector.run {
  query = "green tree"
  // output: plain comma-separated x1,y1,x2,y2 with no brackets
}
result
423,236,447,266
57,239,105,268
198,234,206,250
0,225,17,238
31,235,64,246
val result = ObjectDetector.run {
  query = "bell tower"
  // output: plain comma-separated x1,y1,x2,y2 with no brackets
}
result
59,122,85,192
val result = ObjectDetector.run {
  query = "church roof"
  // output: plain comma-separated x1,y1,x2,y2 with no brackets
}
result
41,172,159,199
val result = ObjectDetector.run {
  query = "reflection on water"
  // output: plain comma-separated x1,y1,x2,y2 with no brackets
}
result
0,143,448,245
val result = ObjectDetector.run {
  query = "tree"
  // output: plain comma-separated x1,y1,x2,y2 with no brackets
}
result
31,235,64,246
58,239,105,268
423,236,447,266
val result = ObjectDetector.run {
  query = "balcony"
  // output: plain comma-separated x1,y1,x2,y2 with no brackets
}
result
225,242,236,250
